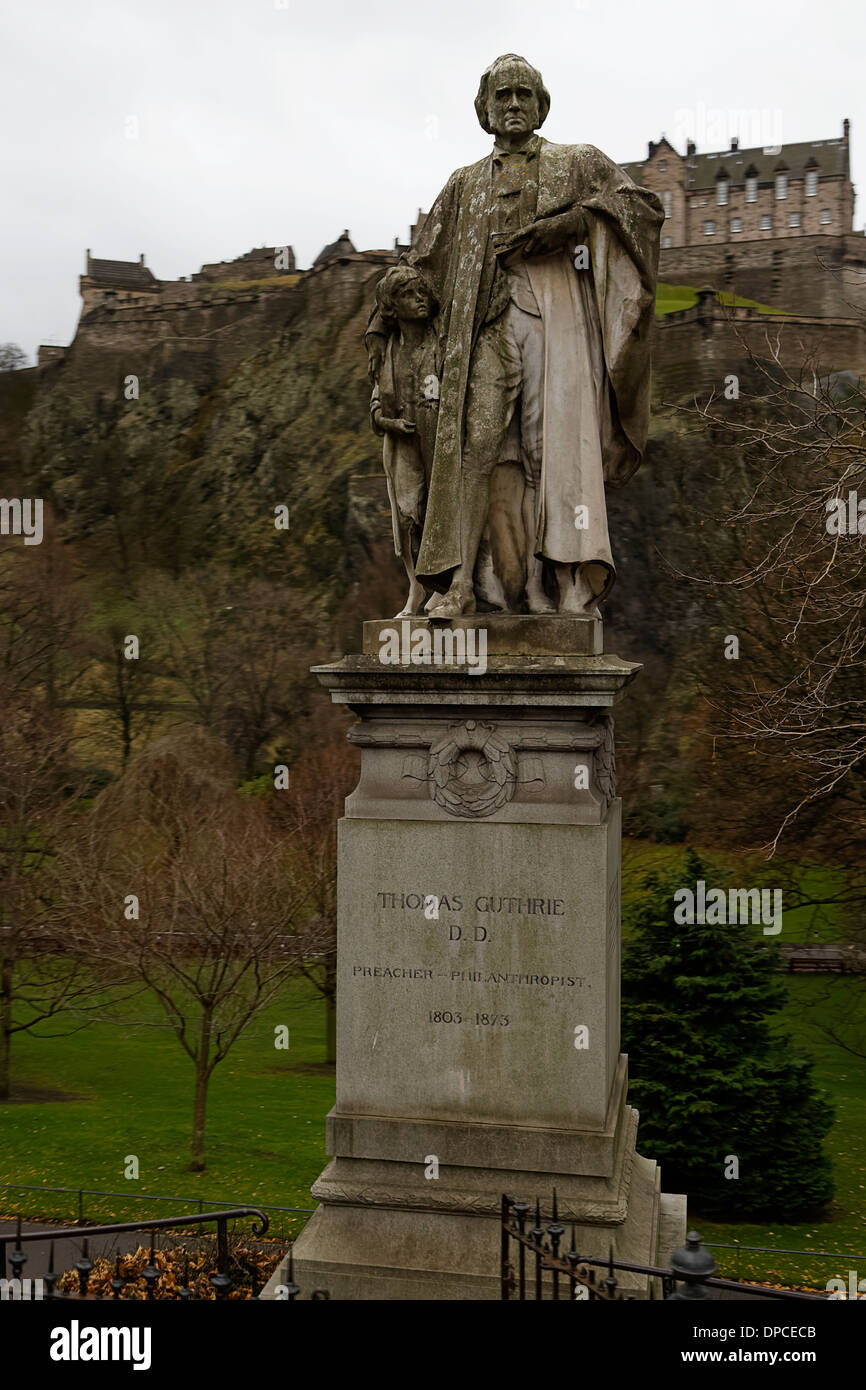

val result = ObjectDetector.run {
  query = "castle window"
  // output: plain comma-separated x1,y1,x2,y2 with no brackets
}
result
745,177,758,203
662,190,672,218
662,235,672,248
821,208,832,224
761,214,772,230
658,159,667,171
806,169,819,196
717,179,729,206
775,173,788,199
704,220,716,235
789,212,801,227
731,218,743,232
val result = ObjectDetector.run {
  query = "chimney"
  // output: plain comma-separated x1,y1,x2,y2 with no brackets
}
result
686,139,696,157
843,118,850,140
139,253,145,265
730,136,739,151
86,248,91,271
648,140,656,159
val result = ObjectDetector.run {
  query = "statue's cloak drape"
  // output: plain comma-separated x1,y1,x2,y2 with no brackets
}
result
404,139,663,589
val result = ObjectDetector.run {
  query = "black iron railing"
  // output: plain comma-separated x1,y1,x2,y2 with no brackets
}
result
500,1194,827,1301
0,1208,270,1300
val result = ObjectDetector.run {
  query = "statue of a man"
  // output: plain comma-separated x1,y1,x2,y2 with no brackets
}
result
369,54,663,619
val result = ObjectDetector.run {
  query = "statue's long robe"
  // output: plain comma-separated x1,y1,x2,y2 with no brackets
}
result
404,139,663,589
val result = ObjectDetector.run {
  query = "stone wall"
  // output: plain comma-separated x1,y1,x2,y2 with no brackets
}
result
60,280,304,394
304,253,394,321
653,300,866,395
48,253,393,402
659,233,866,317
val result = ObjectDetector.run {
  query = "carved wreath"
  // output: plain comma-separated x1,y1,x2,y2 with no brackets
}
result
427,720,517,819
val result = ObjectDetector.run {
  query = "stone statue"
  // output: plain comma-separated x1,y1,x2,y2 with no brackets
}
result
368,53,663,619
368,266,440,617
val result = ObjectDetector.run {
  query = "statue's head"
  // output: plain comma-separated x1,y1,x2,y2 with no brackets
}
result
474,54,550,139
376,266,435,323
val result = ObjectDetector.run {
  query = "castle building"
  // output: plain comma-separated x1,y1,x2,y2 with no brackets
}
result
79,251,160,313
192,245,296,282
620,120,854,247
313,230,357,267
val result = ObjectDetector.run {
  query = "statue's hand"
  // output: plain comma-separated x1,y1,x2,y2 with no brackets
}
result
379,416,416,435
520,210,586,258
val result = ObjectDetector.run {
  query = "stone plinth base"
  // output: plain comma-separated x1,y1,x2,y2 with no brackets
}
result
262,620,686,1300
362,613,603,657
263,1060,685,1299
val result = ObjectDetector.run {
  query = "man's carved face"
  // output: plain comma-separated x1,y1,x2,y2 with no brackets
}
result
486,61,540,140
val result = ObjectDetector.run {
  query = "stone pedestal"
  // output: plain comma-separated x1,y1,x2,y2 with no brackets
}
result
264,617,686,1300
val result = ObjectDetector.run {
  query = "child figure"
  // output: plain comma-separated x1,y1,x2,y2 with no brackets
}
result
367,266,439,618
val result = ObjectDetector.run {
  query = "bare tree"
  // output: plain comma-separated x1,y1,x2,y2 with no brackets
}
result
672,336,866,857
0,343,27,372
50,730,315,1170
268,743,359,1063
79,619,168,767
0,690,108,1098
0,525,92,708
144,568,332,777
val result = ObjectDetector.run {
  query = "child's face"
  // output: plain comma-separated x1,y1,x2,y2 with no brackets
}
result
392,276,432,321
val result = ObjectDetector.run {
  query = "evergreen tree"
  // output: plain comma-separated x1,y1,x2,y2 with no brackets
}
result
622,850,835,1218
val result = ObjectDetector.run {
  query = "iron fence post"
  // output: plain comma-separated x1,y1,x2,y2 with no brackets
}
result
10,1218,26,1286
514,1201,529,1300
547,1189,565,1302
210,1215,232,1298
566,1224,579,1300
500,1195,511,1300
143,1238,159,1299
46,1241,58,1298
531,1198,544,1301
75,1238,93,1298
666,1230,718,1300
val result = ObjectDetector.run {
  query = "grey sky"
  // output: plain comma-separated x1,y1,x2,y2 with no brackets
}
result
1,0,862,361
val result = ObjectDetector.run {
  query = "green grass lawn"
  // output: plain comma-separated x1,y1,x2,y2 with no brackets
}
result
0,977,334,1240
655,280,786,318
695,976,866,1290
1,948,863,1289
